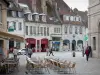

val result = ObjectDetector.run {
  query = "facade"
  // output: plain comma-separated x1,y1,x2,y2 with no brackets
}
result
7,1,25,49
0,0,24,58
88,0,100,58
18,0,63,52
55,0,88,51
17,0,87,52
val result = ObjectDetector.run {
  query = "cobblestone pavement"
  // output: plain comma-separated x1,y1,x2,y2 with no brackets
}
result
8,52,100,75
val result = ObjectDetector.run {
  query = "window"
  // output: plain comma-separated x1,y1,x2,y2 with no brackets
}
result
79,27,82,34
37,26,39,35
33,26,36,35
74,17,76,21
76,17,79,21
41,27,43,36
93,37,96,50
70,16,74,21
47,27,49,36
18,22,22,30
0,5,2,22
30,26,33,35
32,15,35,21
26,26,28,35
28,14,32,21
13,22,16,30
16,11,18,17
12,11,16,17
44,27,46,36
75,27,78,34
7,21,9,29
54,28,56,33
69,26,72,34
7,10,12,16
56,28,58,33
69,17,70,21
18,12,23,17
39,15,42,22
16,42,20,49
79,17,81,21
65,26,67,34
58,28,60,33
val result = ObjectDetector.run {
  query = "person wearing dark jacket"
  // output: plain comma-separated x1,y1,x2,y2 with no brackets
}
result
85,47,89,61
88,46,92,57
28,48,32,58
49,48,54,56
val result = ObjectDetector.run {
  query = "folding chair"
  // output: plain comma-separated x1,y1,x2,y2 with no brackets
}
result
68,62,76,73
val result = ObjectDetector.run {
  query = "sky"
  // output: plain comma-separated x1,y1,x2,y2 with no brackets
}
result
63,0,88,11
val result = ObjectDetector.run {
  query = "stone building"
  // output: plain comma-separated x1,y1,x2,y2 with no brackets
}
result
88,0,100,58
0,0,24,57
7,0,25,49
17,0,88,52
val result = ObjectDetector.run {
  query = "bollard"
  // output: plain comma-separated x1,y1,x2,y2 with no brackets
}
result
73,51,75,57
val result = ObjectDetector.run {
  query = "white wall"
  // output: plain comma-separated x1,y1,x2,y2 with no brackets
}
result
7,17,25,37
7,17,25,49
62,24,86,51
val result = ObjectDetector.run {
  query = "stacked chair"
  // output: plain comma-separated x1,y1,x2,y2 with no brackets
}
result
45,58,76,74
26,56,76,74
26,56,50,74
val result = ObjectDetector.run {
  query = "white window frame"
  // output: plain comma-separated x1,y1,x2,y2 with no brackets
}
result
30,26,33,35
18,22,22,30
26,26,28,35
47,27,49,36
65,26,67,34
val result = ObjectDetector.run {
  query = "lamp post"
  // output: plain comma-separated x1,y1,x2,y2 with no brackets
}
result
72,34,76,57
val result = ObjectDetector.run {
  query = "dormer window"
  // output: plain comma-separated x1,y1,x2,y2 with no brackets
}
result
39,15,42,22
79,17,81,21
12,11,16,17
32,15,35,21
9,2,13,8
18,12,23,17
74,17,76,21
28,14,32,21
69,17,70,21
70,16,74,21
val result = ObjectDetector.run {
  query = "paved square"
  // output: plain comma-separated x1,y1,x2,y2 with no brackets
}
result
8,52,100,75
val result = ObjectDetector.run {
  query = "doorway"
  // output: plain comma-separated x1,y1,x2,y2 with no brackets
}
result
72,40,76,51
41,44,45,52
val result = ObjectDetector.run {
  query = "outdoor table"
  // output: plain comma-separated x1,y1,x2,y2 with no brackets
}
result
2,58,19,74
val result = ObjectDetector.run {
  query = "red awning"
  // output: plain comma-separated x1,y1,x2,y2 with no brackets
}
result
41,38,48,44
26,38,36,44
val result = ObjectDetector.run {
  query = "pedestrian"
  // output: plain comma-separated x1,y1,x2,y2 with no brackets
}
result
88,46,92,57
49,47,54,56
28,48,32,58
46,47,49,56
13,47,18,59
82,46,84,57
85,47,89,61
32,47,35,52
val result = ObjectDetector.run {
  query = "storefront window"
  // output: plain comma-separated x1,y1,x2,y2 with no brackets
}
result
16,42,20,49
93,37,96,50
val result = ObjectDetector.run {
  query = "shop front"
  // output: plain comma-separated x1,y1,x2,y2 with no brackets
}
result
52,41,60,51
25,38,36,52
0,31,24,57
41,38,48,52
